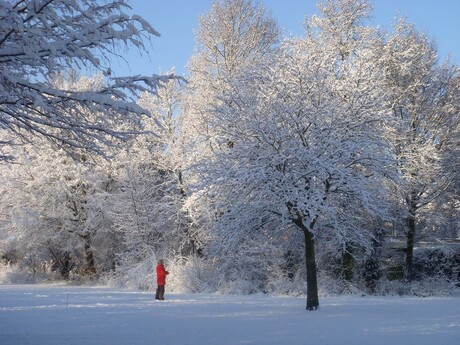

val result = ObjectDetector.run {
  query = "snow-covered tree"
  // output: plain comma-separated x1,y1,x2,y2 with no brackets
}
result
177,0,281,283
181,0,280,160
0,0,172,158
189,0,395,309
381,18,460,279
103,76,194,289
0,70,192,285
192,0,280,78
0,73,133,278
137,76,200,253
0,140,117,277
438,75,460,239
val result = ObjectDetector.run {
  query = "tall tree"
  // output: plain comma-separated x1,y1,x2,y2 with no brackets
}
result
110,77,190,261
194,0,393,310
180,0,280,267
381,19,460,279
138,77,201,255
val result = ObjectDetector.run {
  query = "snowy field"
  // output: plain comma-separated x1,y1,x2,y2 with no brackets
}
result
0,285,459,345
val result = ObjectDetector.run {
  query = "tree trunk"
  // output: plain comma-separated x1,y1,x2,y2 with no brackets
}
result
177,170,202,256
83,235,97,275
405,191,418,281
341,244,354,281
292,215,320,310
303,228,319,310
405,214,416,281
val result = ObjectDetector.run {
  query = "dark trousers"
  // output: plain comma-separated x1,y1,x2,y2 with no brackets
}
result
155,285,165,300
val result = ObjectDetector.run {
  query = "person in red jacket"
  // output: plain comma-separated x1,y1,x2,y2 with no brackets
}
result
155,259,169,300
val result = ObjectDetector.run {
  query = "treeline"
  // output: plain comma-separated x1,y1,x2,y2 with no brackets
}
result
0,0,459,307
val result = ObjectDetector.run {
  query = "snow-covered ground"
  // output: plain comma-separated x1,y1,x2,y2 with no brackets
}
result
0,285,458,345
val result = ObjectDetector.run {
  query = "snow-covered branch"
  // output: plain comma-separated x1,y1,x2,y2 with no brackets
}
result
0,0,175,157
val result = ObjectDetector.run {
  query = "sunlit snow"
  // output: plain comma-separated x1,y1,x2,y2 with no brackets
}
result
0,285,458,345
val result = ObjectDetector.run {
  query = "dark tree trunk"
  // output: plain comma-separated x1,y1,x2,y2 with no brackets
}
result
292,215,319,310
342,245,354,281
303,228,319,310
49,248,73,280
177,169,202,257
405,214,416,281
404,190,418,281
83,235,97,275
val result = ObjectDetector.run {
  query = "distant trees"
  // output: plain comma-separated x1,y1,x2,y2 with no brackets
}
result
0,74,122,277
0,75,187,282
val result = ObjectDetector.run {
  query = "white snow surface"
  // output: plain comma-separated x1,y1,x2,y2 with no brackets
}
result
0,284,459,345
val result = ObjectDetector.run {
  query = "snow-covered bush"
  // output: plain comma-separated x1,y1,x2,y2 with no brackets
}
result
167,256,218,293
412,247,458,281
266,265,308,296
101,247,158,291
0,261,58,284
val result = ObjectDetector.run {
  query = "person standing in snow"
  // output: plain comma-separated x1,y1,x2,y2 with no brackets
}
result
155,259,169,300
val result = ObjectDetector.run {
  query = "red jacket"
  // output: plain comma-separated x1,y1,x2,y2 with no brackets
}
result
156,263,169,285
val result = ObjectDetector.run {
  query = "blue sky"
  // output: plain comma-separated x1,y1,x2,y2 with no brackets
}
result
113,0,460,77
